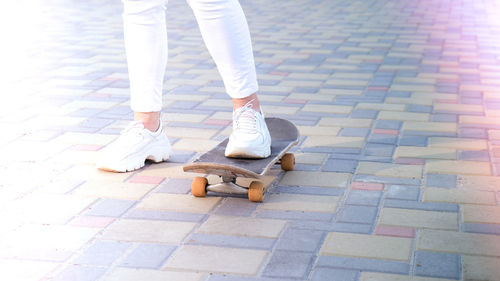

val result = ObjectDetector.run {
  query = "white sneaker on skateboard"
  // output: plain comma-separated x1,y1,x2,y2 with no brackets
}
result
225,102,271,159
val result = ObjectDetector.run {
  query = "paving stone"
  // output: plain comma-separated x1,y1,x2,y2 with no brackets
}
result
378,111,429,122
73,181,156,200
280,171,351,188
316,256,409,274
354,174,421,186
423,188,496,205
425,160,491,176
339,127,370,137
425,174,457,188
398,135,428,146
104,268,206,281
402,121,457,133
384,199,459,212
345,190,381,206
320,232,412,261
155,178,192,194
319,117,373,128
464,223,500,235
429,137,488,150
74,240,130,266
100,219,196,243
337,205,378,224
374,225,415,238
459,150,490,161
302,135,366,149
322,158,358,173
368,134,398,145
374,120,402,130
84,198,136,217
386,185,420,200
417,229,500,257
164,245,268,275
462,255,500,281
357,162,423,179
120,243,177,269
360,272,456,281
196,215,286,238
136,193,221,214
414,251,460,279
379,208,458,230
394,147,456,160
263,250,314,278
213,197,258,216
462,205,500,224
311,268,358,281
258,194,339,213
52,265,107,281
457,175,500,191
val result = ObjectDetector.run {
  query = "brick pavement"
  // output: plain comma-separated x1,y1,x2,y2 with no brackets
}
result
1,0,500,280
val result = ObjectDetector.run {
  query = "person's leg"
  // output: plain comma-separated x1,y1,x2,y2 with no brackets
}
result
123,0,168,131
187,0,271,158
97,0,171,172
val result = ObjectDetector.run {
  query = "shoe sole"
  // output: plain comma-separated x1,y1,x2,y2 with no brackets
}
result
97,144,171,173
225,145,271,159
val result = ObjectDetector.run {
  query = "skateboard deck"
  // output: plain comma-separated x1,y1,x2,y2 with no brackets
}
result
183,117,299,202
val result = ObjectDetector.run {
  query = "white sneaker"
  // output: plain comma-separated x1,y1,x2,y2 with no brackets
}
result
97,120,171,172
225,101,271,158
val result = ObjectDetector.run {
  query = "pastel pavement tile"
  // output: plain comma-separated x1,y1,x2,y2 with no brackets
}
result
196,215,286,238
258,193,339,213
73,181,156,200
429,137,488,150
135,193,221,214
103,268,206,281
378,208,458,230
360,272,456,281
417,229,500,257
302,136,365,149
279,171,351,188
423,187,496,205
462,205,500,224
394,147,456,160
100,219,197,243
164,245,268,275
402,121,457,133
320,232,413,261
425,160,491,176
357,162,423,179
458,175,500,191
319,118,373,128
462,255,500,281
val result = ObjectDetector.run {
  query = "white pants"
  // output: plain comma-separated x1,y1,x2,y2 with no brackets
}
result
122,0,259,112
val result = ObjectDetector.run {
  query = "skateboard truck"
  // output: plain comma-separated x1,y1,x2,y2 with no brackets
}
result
208,176,248,195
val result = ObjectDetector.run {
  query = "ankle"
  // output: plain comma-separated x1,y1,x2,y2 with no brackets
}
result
134,112,160,132
232,93,260,111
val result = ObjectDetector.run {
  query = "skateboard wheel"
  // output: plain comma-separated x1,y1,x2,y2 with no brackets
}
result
248,181,265,202
281,153,295,171
192,177,208,197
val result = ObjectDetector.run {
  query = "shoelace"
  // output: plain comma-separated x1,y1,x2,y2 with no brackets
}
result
234,102,258,134
117,121,145,144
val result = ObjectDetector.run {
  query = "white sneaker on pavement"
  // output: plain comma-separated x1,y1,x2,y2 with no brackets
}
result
97,120,171,172
225,101,271,158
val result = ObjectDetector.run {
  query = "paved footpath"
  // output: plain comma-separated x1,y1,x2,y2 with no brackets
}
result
1,0,500,280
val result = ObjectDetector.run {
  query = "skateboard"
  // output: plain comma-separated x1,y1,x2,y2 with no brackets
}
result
183,117,299,202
